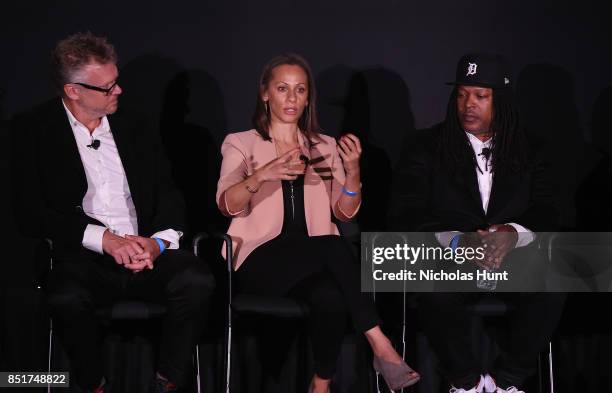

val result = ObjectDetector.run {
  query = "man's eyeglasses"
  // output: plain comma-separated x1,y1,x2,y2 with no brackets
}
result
71,81,119,96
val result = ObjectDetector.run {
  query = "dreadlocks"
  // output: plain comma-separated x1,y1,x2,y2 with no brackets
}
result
438,86,528,175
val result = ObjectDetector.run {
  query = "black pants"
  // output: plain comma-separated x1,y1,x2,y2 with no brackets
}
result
418,292,566,389
46,249,215,390
235,234,379,379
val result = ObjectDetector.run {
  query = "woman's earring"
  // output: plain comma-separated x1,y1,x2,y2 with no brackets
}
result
265,101,269,115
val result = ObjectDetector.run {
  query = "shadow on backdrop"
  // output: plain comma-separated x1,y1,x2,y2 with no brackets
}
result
516,64,585,230
317,65,415,233
575,86,612,230
120,54,229,240
160,69,229,238
119,54,181,127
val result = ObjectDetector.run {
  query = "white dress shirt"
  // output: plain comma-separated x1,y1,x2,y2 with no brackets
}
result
435,132,535,248
63,101,182,254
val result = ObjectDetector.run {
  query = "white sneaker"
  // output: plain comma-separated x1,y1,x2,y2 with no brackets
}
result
449,375,485,393
482,373,525,393
482,374,497,393
496,386,524,393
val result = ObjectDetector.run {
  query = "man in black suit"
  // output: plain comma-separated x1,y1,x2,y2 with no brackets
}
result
390,54,565,393
11,32,214,393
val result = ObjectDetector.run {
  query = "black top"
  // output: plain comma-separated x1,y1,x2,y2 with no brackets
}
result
280,176,308,236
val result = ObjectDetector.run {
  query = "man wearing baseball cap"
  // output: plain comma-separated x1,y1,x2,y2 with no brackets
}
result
390,53,566,392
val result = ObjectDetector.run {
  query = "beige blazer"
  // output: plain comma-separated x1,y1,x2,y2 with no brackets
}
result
216,129,359,269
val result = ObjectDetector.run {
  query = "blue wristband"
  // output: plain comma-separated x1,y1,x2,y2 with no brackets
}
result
449,234,462,251
153,237,166,253
342,183,362,197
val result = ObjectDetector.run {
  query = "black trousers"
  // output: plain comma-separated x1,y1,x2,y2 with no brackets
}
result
46,249,215,390
235,234,379,379
418,292,566,389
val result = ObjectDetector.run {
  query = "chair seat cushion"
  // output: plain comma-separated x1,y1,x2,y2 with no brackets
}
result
96,301,167,320
232,294,309,318
467,297,514,316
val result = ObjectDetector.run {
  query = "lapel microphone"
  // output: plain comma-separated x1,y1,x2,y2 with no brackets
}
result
87,139,101,150
479,147,492,171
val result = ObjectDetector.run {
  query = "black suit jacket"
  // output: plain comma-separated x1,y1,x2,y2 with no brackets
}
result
389,126,557,233
11,98,186,258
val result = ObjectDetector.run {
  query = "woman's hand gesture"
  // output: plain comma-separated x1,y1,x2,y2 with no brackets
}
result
255,148,306,182
337,133,362,176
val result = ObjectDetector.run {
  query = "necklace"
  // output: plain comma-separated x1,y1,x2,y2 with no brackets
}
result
272,134,300,220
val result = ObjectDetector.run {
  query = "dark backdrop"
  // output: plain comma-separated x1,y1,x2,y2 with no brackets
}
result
3,1,612,148
2,1,612,392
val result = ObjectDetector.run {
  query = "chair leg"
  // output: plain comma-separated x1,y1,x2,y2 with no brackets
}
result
195,344,201,393
225,322,232,393
47,318,53,393
548,342,554,393
47,240,54,393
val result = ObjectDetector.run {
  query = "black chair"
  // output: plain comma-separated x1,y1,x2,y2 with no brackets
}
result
192,232,372,393
43,239,204,393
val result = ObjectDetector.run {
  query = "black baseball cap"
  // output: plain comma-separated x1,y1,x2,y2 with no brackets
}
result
447,53,511,89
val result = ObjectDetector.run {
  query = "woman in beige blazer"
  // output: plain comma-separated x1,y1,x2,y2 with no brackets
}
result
216,53,419,393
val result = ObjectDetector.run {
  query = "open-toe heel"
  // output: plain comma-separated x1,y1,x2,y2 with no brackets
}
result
373,356,420,392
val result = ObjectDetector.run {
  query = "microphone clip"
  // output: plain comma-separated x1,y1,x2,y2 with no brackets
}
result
478,147,492,172
87,139,101,150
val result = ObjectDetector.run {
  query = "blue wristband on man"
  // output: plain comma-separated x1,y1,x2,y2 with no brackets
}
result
153,237,166,253
449,234,462,251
